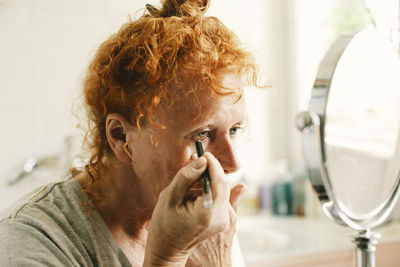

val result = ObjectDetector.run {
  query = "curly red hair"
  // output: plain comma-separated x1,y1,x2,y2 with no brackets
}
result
81,0,258,206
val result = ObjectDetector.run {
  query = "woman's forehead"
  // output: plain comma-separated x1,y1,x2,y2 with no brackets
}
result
166,92,246,129
148,73,246,130
176,73,244,111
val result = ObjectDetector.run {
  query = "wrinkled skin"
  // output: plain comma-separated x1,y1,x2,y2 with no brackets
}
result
90,74,247,266
185,184,244,267
144,153,245,266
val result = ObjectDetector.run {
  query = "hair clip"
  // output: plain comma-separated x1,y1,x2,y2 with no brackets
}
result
146,4,159,16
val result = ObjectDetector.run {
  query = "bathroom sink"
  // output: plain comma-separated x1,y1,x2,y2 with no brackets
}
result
236,214,360,266
236,215,289,257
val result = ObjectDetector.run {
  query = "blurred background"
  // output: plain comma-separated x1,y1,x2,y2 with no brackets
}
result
1,0,400,266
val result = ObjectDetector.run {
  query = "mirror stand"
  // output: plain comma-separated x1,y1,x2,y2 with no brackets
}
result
353,230,380,267
298,109,400,267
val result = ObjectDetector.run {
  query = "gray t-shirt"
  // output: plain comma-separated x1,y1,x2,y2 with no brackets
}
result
0,178,132,267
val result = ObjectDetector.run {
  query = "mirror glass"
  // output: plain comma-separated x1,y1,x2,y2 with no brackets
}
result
325,29,400,218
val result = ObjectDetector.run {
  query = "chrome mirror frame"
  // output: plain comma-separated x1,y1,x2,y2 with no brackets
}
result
297,29,400,267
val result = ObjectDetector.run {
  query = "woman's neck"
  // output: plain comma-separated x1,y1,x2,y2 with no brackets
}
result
75,159,154,266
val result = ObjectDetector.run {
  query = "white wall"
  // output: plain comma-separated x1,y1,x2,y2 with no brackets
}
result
0,0,158,179
0,0,275,205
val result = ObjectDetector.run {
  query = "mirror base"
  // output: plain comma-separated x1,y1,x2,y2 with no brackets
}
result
353,230,380,267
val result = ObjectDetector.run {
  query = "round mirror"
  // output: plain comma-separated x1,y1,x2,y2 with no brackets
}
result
298,28,400,230
325,29,400,219
298,28,400,267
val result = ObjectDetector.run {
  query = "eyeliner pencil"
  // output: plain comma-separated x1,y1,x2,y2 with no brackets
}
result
195,140,213,208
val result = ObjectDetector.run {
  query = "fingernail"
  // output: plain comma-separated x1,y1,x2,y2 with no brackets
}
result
190,152,198,161
191,157,206,169
239,185,247,200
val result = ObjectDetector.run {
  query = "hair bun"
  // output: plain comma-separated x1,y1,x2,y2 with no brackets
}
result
146,0,210,18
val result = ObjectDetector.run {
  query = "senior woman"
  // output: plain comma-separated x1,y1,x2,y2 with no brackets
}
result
0,0,259,266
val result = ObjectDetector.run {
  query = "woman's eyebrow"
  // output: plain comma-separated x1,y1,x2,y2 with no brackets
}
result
189,124,214,135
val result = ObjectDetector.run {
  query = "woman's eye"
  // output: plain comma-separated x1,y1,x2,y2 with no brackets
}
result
229,126,242,136
196,131,209,140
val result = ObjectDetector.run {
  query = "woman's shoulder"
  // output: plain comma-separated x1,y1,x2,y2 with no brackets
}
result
0,178,82,223
0,178,131,266
0,178,96,266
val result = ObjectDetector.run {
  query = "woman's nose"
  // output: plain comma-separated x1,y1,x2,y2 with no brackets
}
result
213,136,240,174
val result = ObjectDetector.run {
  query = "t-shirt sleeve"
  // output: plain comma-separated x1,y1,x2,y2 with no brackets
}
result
0,219,76,267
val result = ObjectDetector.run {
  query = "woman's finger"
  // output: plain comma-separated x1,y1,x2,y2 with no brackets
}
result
229,184,246,213
203,152,230,205
167,156,207,206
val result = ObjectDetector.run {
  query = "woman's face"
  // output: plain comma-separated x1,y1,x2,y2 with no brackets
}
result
128,74,247,202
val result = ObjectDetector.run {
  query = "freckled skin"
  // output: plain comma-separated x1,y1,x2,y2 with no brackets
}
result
77,74,248,266
128,74,247,210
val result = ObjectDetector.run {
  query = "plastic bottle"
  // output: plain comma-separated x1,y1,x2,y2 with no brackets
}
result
292,171,306,216
272,160,294,216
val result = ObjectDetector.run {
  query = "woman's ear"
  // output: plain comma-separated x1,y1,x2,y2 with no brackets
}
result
105,113,132,163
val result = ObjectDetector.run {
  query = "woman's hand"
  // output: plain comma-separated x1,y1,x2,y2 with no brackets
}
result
143,152,240,267
185,184,245,267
